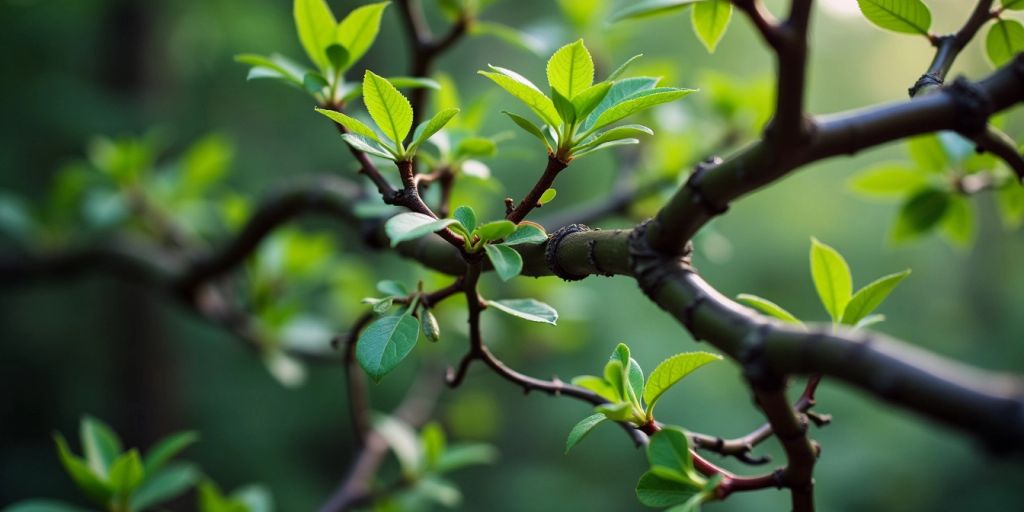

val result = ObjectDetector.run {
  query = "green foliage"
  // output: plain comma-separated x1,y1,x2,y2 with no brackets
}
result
10,418,202,512
635,427,718,511
356,313,422,382
609,0,703,23
856,0,932,36
691,0,733,53
198,481,274,512
738,239,909,330
487,298,559,324
385,212,460,246
481,39,693,160
567,344,719,450
986,19,1024,67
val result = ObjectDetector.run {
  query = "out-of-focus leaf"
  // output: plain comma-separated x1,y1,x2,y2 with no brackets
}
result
907,134,949,173
610,0,701,23
565,414,607,453
890,188,951,242
691,0,733,53
294,0,337,70
53,433,111,505
471,21,547,57
940,195,975,247
335,2,389,67
847,164,929,198
131,463,200,511
736,294,803,325
986,19,1024,67
107,450,145,496
2,500,90,512
143,431,199,474
385,212,459,247
80,416,122,479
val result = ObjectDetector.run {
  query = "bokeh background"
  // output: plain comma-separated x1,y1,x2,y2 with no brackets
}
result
2,0,1023,510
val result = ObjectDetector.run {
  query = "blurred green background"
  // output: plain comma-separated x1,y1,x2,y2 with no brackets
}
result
2,0,1023,510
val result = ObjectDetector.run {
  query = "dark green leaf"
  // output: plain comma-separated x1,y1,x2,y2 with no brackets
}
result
565,414,607,453
453,206,477,233
486,298,557,324
857,0,932,36
356,315,421,382
736,294,803,325
643,352,722,416
691,0,733,53
325,44,349,72
636,471,701,508
551,89,577,125
986,19,1024,67
2,500,90,512
571,82,612,120
484,242,524,281
588,88,695,133
142,430,198,474
840,270,911,326
891,188,951,242
809,237,853,323
303,72,329,94
580,76,659,131
131,463,200,511
385,212,459,247
647,427,696,479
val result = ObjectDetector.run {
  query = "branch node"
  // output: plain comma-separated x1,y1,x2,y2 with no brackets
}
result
685,156,730,217
545,223,592,281
908,73,944,97
628,219,695,301
586,238,613,277
740,324,785,390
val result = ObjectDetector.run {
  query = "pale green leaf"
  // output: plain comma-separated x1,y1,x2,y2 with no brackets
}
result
340,133,395,159
357,315,421,382
546,39,594,99
940,195,975,248
363,70,414,148
470,21,547,56
502,111,551,149
847,164,929,198
571,375,619,402
385,212,458,247
131,463,200,511
841,270,911,326
435,444,499,473
410,108,460,151
691,0,733,53
80,416,122,479
487,298,558,324
314,108,381,142
565,413,607,453
575,124,653,151
643,352,722,416
336,2,389,67
479,66,561,127
606,54,643,81
142,431,199,474
736,294,803,325
294,0,337,70
810,237,853,323
907,134,949,173
484,244,523,281
572,138,640,158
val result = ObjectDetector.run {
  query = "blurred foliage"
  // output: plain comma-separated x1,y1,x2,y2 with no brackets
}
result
1,0,1024,511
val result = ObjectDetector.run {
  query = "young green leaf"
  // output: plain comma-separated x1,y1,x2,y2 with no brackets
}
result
363,70,414,148
487,298,558,325
940,195,975,248
502,111,551,148
484,244,523,281
479,66,562,128
643,352,722,417
385,212,459,247
571,82,613,120
340,133,395,159
53,434,112,505
587,88,695,133
595,402,636,421
538,188,557,205
986,20,1024,67
565,413,607,453
647,427,697,481
571,375,620,402
502,224,548,245
736,294,803,325
80,416,122,479
451,207,477,235
907,134,948,173
356,314,421,382
610,343,644,406
890,188,951,242
606,53,643,81
840,270,911,326
477,220,517,242
325,44,349,72
857,0,932,36
581,77,659,131
551,89,577,125
294,0,337,70
603,360,626,402
131,463,199,511
636,471,702,508
335,2,389,68
107,450,145,496
855,314,887,330
847,164,929,198
809,237,853,323
142,431,199,475
547,39,594,100
691,0,733,53
610,0,702,23
235,53,306,87
470,21,548,57
409,108,460,152
314,108,381,142
572,138,640,158
575,124,653,151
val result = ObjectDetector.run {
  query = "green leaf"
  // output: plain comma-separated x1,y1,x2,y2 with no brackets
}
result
546,39,594,100
180,134,233,197
363,70,414,148
479,66,561,128
588,88,695,133
142,431,199,475
575,124,653,151
1003,0,1024,10
502,223,548,245
455,137,498,158
502,111,551,149
131,463,200,511
335,2,389,68
602,359,627,403
314,108,381,142
691,0,733,53
303,72,329,94
581,77,659,131
643,352,722,416
736,294,803,325
855,314,887,330
107,449,145,496
646,427,696,479
356,314,421,382
477,220,517,242
610,343,644,406
571,375,619,402
409,108,460,152
606,54,643,81
572,138,641,158
484,244,523,281
232,485,274,512
539,188,557,205
325,44,349,72
809,237,853,323
2,500,90,512
847,164,929,198
294,0,337,70
551,89,577,125
940,195,975,247
891,188,951,242
907,135,949,173
470,21,547,57
340,133,395,160
373,415,422,476
571,82,613,120
235,53,306,87
636,471,701,508
610,0,701,23
487,298,558,324
434,444,499,473
840,270,911,326
594,402,635,421
385,212,459,247
453,206,477,233
565,413,607,453
53,434,112,505
80,416,122,479
857,0,932,36
986,19,1024,68
420,422,446,470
